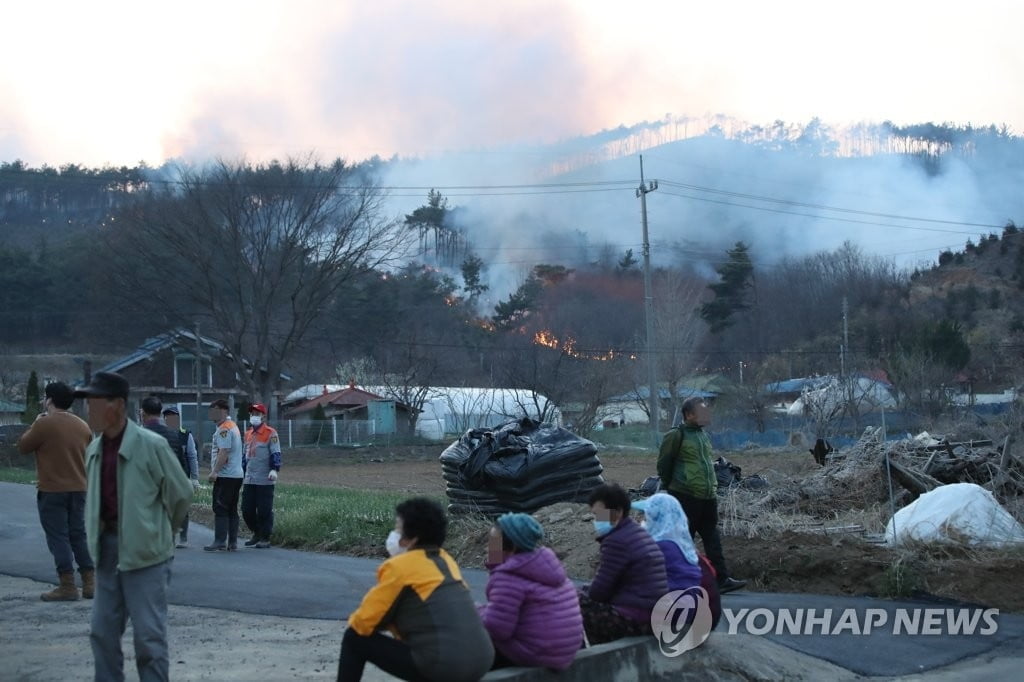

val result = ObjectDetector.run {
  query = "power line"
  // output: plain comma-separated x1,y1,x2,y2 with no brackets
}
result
658,179,1008,230
3,167,1018,234
657,189,986,236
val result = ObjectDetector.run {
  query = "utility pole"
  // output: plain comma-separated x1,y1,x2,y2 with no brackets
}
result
194,321,204,441
637,155,660,447
840,296,849,377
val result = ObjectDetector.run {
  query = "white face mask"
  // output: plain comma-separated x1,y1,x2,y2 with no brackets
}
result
385,530,406,557
249,415,263,427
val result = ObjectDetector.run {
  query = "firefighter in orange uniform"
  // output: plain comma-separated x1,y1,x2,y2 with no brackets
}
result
241,403,282,549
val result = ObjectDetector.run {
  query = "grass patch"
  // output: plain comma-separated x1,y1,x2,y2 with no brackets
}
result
267,484,441,551
0,466,37,485
880,556,925,598
590,424,658,450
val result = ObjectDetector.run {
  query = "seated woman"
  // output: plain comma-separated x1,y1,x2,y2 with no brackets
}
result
478,513,583,670
578,483,668,645
635,492,721,630
338,497,494,682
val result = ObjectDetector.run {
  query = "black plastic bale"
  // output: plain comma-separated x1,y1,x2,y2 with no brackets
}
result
439,418,604,515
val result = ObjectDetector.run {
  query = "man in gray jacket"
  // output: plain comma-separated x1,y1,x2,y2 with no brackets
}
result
77,371,193,682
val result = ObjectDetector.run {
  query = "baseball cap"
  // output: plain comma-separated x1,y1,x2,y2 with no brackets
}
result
73,372,129,400
249,403,268,414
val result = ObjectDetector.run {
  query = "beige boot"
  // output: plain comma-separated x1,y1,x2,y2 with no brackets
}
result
81,570,95,600
41,572,80,601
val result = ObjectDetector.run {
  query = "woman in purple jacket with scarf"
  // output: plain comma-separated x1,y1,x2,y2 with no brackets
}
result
478,513,584,670
635,492,721,630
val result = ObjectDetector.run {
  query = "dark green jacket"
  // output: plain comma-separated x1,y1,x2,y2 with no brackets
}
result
657,424,716,499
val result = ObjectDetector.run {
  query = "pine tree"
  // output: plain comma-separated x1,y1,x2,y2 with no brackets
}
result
700,242,754,334
22,371,41,424
460,256,489,301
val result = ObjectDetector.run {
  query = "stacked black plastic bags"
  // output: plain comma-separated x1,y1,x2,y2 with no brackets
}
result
440,418,605,515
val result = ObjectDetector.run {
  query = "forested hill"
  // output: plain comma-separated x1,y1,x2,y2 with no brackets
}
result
0,162,145,249
2,123,1023,408
902,224,1024,384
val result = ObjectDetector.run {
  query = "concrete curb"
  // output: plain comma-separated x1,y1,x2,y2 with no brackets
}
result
482,633,860,681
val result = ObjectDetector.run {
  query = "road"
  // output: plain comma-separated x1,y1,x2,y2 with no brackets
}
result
2,481,1023,680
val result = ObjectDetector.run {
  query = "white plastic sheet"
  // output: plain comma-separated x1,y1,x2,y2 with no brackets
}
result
885,483,1024,546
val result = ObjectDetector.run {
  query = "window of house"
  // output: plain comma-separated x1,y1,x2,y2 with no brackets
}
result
174,354,213,388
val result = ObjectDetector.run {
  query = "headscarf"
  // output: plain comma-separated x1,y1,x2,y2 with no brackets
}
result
638,493,699,565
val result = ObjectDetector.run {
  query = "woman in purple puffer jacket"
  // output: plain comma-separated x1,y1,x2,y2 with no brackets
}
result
478,513,584,670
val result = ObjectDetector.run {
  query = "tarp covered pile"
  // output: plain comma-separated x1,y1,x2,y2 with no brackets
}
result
440,418,604,515
885,483,1024,546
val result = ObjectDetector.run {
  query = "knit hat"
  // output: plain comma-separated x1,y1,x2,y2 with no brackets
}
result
496,513,544,552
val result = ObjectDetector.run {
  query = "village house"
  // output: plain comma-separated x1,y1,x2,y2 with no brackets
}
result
282,381,418,440
93,328,291,442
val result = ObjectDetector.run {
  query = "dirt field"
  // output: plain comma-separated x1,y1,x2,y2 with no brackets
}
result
8,440,1023,613
276,444,1024,613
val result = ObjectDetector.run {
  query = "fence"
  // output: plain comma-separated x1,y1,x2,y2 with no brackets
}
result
705,401,1018,450
283,419,376,447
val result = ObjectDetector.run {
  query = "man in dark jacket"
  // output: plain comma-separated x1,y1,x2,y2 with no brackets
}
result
141,397,180,454
657,397,746,593
162,407,200,548
578,483,667,645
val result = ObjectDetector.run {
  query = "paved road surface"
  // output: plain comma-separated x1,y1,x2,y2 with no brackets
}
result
2,481,1023,678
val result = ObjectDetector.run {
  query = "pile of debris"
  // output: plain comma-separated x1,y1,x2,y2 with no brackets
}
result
758,427,1023,515
440,418,604,515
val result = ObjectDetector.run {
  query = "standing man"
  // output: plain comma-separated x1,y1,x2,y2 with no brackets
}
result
241,403,282,548
205,398,243,552
140,396,180,458
17,381,94,601
75,371,193,682
162,406,200,548
657,396,747,594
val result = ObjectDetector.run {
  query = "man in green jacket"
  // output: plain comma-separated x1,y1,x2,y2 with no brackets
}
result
657,396,746,594
76,372,193,681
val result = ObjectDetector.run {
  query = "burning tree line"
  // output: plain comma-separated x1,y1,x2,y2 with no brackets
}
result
4,158,1023,439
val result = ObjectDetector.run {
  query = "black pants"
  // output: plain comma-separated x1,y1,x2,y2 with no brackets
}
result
337,627,425,682
212,477,242,519
37,491,93,575
577,587,650,645
241,484,275,540
672,492,729,580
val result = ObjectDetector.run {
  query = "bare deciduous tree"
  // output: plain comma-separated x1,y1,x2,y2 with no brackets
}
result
882,347,954,419
653,269,709,423
106,158,404,405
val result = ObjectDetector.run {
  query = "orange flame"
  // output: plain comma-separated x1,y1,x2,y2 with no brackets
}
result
532,330,635,362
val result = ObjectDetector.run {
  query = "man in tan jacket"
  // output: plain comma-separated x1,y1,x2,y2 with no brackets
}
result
17,381,95,601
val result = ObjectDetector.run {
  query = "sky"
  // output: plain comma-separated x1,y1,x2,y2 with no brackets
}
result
2,0,1022,167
